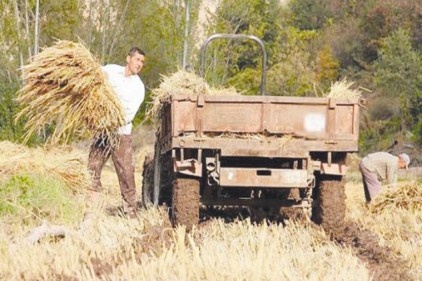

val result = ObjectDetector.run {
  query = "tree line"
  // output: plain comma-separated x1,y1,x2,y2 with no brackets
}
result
0,0,421,154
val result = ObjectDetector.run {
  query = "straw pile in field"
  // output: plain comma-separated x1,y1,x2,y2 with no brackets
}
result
368,182,422,214
16,40,124,145
0,141,90,192
146,69,239,121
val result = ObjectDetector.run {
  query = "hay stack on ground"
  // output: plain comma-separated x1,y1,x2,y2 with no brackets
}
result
369,182,422,214
0,141,90,191
16,40,124,145
146,69,239,121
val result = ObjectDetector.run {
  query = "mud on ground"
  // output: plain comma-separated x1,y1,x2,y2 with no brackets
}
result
330,221,411,281
197,206,413,281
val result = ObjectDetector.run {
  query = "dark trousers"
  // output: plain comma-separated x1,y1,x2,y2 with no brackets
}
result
88,135,136,210
359,161,381,203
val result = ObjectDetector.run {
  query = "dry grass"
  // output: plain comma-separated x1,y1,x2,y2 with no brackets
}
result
0,140,90,192
345,180,422,280
325,78,368,101
368,182,422,214
0,142,421,280
15,40,124,146
0,208,370,281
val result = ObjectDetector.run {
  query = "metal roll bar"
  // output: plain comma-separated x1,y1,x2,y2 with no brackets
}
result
199,34,268,96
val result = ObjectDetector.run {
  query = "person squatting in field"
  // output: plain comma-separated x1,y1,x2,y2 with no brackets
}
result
359,152,410,203
87,47,146,218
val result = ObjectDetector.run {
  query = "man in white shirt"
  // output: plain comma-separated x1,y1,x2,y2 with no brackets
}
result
88,47,145,218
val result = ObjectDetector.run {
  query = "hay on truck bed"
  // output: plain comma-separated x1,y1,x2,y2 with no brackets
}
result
145,69,239,122
324,78,368,107
146,71,366,143
15,40,124,146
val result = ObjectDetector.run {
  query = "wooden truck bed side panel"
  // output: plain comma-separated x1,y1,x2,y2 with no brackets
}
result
160,94,360,152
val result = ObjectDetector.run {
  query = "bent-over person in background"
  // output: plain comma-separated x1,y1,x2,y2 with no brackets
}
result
359,152,410,203
87,47,146,218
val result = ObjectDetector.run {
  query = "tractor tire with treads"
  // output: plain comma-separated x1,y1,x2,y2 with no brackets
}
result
171,177,200,231
141,153,155,207
312,176,346,233
142,145,173,207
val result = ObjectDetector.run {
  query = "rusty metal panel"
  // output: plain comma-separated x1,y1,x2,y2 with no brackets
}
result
265,103,328,137
202,102,264,133
321,163,348,176
219,167,308,188
161,94,360,152
171,100,197,135
166,136,358,155
334,103,358,139
174,159,202,177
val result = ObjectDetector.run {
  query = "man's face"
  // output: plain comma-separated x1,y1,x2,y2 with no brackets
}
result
126,52,145,75
398,158,407,170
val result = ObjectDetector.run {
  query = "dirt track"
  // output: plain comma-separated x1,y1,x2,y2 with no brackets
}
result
197,207,413,281
330,221,411,281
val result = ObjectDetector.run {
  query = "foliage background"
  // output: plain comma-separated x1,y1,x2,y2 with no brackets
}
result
0,0,421,161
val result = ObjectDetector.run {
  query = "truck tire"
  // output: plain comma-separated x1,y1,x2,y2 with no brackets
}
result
171,177,200,230
312,176,346,232
142,147,173,207
142,153,155,207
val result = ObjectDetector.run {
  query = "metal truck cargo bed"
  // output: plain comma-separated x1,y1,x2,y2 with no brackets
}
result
158,94,360,154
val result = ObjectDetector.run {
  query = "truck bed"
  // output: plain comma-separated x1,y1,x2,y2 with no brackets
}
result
158,94,360,155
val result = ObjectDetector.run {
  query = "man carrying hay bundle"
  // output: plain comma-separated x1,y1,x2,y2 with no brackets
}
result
87,47,146,219
359,152,410,203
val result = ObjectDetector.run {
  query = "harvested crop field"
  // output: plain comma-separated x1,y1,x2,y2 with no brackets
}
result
0,130,421,281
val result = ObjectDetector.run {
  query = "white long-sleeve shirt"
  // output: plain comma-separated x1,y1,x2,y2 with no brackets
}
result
102,64,145,135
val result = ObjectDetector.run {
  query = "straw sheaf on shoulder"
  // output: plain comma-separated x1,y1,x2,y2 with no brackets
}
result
15,40,124,146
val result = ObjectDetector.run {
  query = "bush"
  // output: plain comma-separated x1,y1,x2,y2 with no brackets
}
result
0,82,42,145
413,119,422,146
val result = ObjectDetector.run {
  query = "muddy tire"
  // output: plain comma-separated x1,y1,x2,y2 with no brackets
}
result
142,153,155,207
142,146,173,207
312,176,346,232
171,177,200,230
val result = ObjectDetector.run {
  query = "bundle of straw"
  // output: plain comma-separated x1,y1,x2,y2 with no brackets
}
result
369,183,422,214
15,40,124,145
146,69,238,121
325,78,365,99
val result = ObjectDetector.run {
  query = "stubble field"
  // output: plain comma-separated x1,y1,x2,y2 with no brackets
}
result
0,129,421,281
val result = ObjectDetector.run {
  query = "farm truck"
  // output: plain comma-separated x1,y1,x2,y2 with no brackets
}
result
142,34,361,231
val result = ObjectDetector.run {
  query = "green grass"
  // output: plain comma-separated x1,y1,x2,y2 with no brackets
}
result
0,173,84,226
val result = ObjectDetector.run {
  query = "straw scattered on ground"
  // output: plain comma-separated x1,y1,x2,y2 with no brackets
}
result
0,141,90,191
15,40,124,146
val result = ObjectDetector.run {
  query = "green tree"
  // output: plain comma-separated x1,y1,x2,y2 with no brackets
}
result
315,44,340,88
0,82,39,144
202,0,289,95
288,0,334,30
266,27,317,96
373,28,422,139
